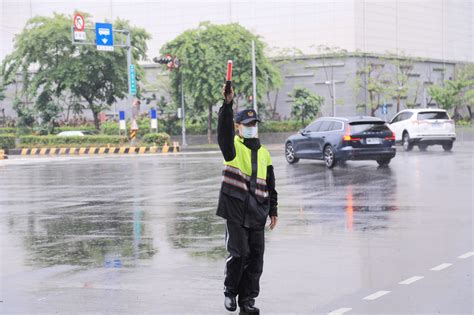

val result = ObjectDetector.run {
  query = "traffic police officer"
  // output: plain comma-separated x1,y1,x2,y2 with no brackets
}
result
217,86,278,314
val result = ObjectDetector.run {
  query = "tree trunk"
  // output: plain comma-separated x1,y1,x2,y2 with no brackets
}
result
91,104,100,130
371,105,379,117
467,105,472,121
397,94,401,112
453,105,462,121
66,105,71,123
207,104,212,144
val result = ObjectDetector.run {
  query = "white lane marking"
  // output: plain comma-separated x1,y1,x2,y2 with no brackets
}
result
37,297,47,301
399,276,424,285
328,308,352,315
430,263,452,271
363,290,391,300
458,251,474,259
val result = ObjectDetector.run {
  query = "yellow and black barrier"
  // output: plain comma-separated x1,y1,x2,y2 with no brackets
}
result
6,143,180,156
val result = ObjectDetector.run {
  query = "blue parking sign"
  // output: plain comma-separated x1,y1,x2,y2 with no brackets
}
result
382,103,388,115
95,23,114,51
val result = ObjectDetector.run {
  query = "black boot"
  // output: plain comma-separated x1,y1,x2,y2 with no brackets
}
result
239,301,259,315
224,295,237,312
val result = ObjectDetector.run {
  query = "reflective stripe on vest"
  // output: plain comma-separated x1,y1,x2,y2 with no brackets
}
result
222,136,272,199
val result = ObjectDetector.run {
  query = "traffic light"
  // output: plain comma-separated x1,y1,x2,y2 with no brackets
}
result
152,56,173,65
153,55,179,70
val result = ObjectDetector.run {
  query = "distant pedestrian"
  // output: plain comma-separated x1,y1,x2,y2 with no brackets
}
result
217,85,278,314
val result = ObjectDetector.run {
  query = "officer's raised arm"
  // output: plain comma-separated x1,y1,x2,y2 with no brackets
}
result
217,85,236,161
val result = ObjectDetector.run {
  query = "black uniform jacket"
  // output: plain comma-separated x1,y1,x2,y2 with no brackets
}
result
216,100,278,229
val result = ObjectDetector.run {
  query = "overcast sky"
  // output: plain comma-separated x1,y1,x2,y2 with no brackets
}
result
1,0,472,62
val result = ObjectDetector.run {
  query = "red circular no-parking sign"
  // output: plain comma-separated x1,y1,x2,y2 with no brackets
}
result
73,14,85,31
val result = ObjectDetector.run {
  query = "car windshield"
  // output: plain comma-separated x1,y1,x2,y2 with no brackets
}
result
349,122,390,133
418,111,449,120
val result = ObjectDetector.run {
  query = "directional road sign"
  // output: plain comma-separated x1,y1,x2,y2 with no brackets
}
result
129,65,137,95
95,23,114,51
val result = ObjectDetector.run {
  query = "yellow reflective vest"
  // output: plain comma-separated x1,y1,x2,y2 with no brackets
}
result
221,136,272,205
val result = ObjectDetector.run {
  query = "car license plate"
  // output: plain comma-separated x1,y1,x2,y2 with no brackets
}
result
366,138,382,144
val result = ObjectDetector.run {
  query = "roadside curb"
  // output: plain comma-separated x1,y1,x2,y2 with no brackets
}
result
5,142,180,156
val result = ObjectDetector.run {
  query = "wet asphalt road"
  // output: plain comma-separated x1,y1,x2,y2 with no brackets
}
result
0,143,472,315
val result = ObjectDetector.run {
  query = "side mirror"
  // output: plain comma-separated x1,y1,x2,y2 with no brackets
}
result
299,129,307,136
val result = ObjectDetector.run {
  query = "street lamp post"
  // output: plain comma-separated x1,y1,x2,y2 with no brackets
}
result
251,40,257,112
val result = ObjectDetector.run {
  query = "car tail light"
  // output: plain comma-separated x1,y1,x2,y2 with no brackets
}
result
343,125,360,141
343,135,361,141
384,132,396,140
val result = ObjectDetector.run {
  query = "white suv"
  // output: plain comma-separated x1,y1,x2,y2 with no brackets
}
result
388,109,456,151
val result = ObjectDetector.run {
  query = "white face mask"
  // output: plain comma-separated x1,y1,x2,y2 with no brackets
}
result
242,126,258,138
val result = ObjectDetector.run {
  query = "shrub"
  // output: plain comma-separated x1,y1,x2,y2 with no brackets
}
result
259,120,300,133
185,121,207,135
455,119,472,127
0,134,16,149
18,135,128,148
0,128,16,135
142,133,170,146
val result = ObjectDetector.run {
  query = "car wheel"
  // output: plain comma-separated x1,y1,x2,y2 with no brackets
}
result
418,143,428,151
285,142,299,164
324,145,336,168
442,142,453,152
402,132,413,151
376,158,391,167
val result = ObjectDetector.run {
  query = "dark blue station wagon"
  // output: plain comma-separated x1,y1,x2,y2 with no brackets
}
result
285,116,397,168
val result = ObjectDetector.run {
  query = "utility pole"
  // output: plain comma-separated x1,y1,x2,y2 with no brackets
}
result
180,73,187,147
125,30,133,123
251,40,257,112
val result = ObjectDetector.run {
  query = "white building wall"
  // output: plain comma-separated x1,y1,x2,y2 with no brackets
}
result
353,0,473,62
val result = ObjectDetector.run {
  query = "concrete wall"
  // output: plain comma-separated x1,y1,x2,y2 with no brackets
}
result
272,55,457,121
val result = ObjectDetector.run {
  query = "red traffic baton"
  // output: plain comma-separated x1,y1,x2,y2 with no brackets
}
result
225,60,233,96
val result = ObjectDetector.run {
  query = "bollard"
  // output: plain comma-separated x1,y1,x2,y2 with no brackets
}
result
130,129,137,144
0,149,7,160
172,141,180,152
162,142,169,153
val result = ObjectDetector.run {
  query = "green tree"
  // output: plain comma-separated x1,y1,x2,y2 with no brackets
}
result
290,87,324,127
457,64,474,120
160,22,281,143
12,97,35,128
1,13,150,129
35,90,63,133
353,58,391,116
385,53,421,112
428,79,466,119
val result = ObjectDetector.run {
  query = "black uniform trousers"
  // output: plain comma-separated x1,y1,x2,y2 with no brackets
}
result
224,220,265,305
